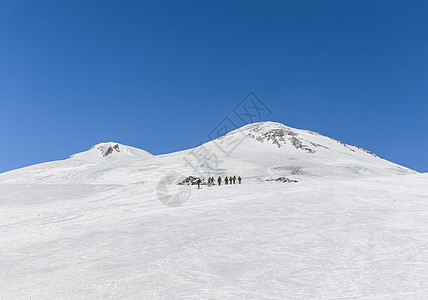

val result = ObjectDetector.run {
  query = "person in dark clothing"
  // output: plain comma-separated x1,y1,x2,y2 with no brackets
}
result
232,176,236,184
238,176,242,184
229,176,232,184
217,176,222,186
225,177,229,185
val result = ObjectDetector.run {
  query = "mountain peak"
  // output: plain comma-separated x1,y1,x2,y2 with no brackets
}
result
70,142,152,160
216,121,380,157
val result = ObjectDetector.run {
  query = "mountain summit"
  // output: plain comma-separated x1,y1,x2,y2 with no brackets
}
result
219,121,375,155
70,142,152,160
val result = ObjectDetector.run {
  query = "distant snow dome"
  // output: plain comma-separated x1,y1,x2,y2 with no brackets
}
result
69,142,152,161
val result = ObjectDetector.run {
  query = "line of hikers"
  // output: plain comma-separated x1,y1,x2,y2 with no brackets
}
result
207,176,242,186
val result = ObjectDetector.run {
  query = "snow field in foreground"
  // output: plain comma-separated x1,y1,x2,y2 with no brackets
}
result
0,174,427,299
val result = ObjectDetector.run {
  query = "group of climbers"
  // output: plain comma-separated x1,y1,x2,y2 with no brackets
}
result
207,176,242,186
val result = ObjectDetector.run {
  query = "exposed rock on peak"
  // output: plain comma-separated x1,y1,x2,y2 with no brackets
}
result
239,122,317,153
225,121,378,156
91,143,121,157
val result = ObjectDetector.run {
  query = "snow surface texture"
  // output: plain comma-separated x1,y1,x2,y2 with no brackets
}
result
0,122,426,299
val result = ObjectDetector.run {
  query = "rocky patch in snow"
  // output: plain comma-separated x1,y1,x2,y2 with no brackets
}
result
244,123,316,153
266,177,298,183
90,144,121,157
177,176,206,185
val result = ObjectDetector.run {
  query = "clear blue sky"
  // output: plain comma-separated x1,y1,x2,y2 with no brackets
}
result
1,0,427,173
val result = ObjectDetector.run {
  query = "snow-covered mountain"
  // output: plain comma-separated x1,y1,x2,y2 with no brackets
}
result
197,121,415,178
1,121,427,299
0,121,416,185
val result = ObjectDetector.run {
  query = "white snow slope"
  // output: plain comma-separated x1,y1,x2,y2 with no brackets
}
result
0,122,426,299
